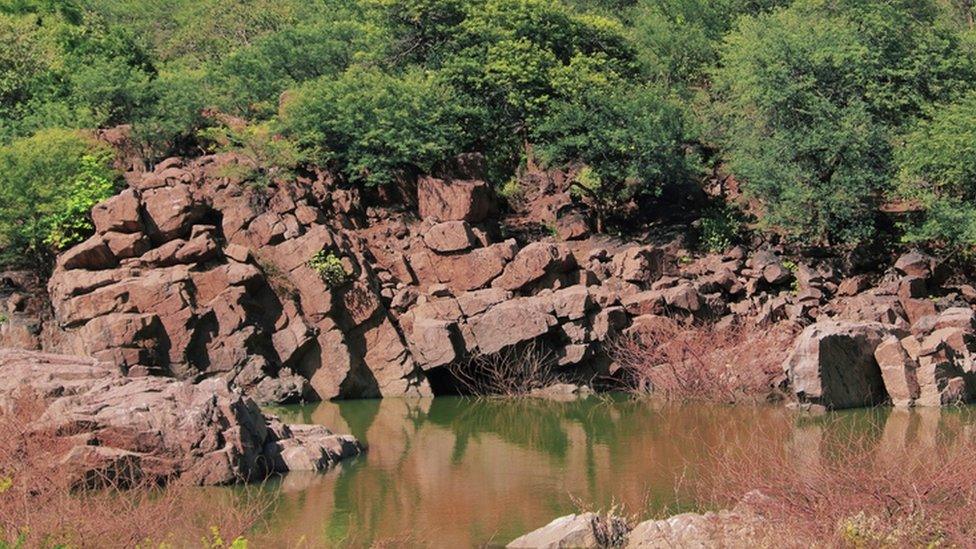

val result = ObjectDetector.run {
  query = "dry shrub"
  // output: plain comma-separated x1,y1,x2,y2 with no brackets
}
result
610,321,795,402
448,341,560,396
0,392,270,548
697,416,976,548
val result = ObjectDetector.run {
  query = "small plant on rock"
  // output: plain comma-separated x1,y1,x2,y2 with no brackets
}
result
308,250,349,289
0,313,8,325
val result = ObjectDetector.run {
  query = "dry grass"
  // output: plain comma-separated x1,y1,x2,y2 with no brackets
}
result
696,415,976,548
449,341,560,396
610,321,795,402
0,392,271,548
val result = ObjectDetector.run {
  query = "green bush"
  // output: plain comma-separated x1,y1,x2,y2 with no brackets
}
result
0,129,117,267
307,250,349,288
280,67,465,186
199,118,304,188
709,0,975,246
535,64,692,232
896,91,976,249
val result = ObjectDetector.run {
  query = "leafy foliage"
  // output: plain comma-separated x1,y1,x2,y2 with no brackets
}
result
280,67,465,186
307,250,350,289
709,0,976,245
897,91,976,249
0,129,116,267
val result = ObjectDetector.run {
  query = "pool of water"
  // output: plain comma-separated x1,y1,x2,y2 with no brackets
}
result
254,396,976,547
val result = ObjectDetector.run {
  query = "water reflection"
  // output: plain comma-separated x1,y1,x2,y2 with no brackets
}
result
257,397,976,547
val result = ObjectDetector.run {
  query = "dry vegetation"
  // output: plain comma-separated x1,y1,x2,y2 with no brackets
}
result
610,321,796,402
695,415,976,548
0,393,269,548
448,341,562,396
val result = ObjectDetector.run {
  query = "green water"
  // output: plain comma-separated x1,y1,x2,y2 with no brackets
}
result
254,396,976,547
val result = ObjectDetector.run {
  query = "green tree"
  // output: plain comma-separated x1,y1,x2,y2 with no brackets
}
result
896,91,976,249
535,61,691,231
0,129,116,267
280,67,465,186
710,0,975,245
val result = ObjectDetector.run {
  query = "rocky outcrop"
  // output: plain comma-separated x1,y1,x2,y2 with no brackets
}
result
783,251,976,408
783,321,893,410
45,154,430,401
0,349,363,485
18,144,976,408
508,493,765,548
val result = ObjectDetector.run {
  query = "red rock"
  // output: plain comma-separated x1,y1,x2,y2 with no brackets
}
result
58,236,117,271
102,231,150,259
555,213,590,241
410,318,462,369
894,251,936,279
837,275,871,296
874,335,920,407
784,321,892,409
492,242,576,291
611,246,665,285
142,185,207,241
0,349,363,485
417,176,493,222
92,189,142,234
423,220,478,253
468,298,556,354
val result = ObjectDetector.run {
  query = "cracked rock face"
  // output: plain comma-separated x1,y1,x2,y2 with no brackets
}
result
0,349,363,486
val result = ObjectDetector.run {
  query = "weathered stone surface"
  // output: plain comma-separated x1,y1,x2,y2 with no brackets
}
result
784,321,892,409
103,231,151,259
894,250,936,279
612,246,664,285
417,176,493,223
59,236,117,271
142,184,207,241
874,335,920,407
493,242,576,292
0,350,363,485
507,513,602,548
625,509,760,548
410,318,462,369
423,220,478,253
551,286,592,320
468,298,556,354
92,189,142,234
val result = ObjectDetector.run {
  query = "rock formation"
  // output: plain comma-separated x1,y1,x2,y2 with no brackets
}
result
0,349,362,486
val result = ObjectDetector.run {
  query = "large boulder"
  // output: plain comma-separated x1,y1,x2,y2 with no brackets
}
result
507,513,605,548
783,321,893,409
492,242,576,292
417,176,493,223
468,297,557,355
0,349,363,485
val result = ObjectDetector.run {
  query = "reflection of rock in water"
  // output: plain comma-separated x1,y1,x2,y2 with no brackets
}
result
259,399,976,547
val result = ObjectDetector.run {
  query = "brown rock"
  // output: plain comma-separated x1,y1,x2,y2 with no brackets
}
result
0,350,363,485
92,189,142,234
103,231,151,259
612,246,665,285
423,220,478,253
410,318,463,369
492,242,576,292
555,213,590,241
468,298,557,354
783,321,892,409
837,275,871,296
894,251,936,279
873,335,920,407
59,236,117,271
551,286,592,320
142,185,207,241
417,176,493,222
